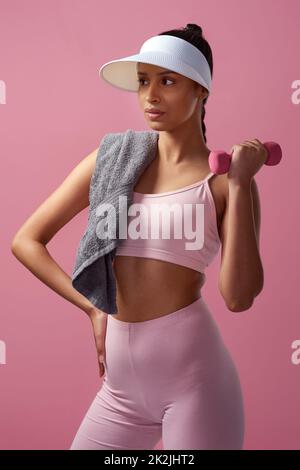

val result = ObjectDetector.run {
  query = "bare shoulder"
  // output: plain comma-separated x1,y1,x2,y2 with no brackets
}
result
12,146,100,246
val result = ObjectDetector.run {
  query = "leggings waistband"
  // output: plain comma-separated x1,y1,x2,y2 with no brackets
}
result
108,296,207,331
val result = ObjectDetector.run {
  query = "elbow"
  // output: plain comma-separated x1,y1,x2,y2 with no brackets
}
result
221,274,264,313
220,288,256,312
11,233,29,257
226,297,254,312
225,285,263,312
11,236,21,256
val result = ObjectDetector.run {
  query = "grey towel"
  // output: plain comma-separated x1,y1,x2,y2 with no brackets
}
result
71,128,159,315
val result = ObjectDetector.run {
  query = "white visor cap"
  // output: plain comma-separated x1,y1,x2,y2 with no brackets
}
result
98,34,212,94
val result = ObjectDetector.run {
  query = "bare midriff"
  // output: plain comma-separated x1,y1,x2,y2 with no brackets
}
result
112,256,206,322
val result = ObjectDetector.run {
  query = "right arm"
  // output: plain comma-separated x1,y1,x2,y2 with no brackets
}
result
11,146,101,318
11,146,108,377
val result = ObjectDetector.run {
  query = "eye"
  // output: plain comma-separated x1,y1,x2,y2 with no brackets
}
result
162,78,174,85
137,77,175,86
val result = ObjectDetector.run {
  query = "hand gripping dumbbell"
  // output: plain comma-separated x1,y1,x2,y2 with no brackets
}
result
208,142,282,175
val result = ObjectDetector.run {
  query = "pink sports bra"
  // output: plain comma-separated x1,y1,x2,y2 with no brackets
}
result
115,172,221,274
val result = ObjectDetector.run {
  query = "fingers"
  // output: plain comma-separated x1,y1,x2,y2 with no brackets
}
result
99,362,105,377
242,139,268,159
90,311,107,378
98,352,106,377
231,139,265,155
242,140,260,149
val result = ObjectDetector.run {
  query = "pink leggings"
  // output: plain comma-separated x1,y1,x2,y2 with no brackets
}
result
69,296,245,450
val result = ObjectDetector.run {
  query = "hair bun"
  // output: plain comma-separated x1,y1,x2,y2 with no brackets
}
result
185,23,203,34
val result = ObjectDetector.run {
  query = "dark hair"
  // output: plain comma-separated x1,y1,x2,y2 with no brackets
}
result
158,23,213,143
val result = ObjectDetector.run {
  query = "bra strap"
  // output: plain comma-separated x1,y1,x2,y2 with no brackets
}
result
204,171,215,182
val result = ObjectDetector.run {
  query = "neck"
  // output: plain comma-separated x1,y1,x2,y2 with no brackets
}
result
156,127,210,165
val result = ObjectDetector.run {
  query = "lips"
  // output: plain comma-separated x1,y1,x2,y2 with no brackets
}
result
145,109,164,114
145,110,165,116
146,111,165,121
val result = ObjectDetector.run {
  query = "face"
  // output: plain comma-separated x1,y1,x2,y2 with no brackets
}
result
136,62,208,131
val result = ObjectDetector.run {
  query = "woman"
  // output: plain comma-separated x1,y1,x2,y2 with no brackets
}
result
11,24,265,450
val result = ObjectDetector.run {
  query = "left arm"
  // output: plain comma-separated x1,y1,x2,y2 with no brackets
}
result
218,138,267,312
218,177,264,312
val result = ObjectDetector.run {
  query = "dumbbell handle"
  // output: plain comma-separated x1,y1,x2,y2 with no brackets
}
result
209,142,282,175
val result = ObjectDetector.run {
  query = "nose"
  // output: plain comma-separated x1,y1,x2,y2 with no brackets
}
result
144,81,161,100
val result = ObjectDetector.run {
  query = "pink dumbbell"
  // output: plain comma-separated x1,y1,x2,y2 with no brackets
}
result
209,142,282,175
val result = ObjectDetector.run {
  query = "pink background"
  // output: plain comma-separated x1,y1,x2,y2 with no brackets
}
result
1,0,300,450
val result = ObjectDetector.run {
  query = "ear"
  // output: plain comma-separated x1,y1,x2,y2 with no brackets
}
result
201,86,209,100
